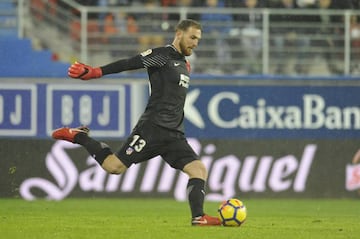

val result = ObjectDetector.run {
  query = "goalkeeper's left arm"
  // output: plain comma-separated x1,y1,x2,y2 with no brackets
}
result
68,55,144,80
68,62,102,80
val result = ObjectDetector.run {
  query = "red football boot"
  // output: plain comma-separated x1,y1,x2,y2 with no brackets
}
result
52,126,89,143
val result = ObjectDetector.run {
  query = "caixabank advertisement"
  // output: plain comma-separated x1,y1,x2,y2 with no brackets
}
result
0,78,359,200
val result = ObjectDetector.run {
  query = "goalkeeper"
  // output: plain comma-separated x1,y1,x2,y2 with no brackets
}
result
52,19,221,226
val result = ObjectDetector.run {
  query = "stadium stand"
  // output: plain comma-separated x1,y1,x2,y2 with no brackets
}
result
0,36,69,77
0,0,70,77
2,0,360,77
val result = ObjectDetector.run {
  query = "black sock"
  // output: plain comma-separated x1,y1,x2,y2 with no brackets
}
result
187,178,205,218
74,132,112,165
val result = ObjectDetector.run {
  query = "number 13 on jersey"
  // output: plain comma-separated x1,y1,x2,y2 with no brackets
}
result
129,134,146,152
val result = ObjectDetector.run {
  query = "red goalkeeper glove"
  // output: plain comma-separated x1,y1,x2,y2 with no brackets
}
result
68,62,102,80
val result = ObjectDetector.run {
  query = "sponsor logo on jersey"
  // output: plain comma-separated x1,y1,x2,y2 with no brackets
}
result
179,74,190,88
140,49,152,57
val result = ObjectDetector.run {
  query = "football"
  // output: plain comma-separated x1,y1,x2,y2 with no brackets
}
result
217,198,247,227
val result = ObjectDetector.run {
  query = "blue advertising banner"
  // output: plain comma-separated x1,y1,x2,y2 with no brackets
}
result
184,85,360,139
0,82,132,139
0,84,37,136
0,79,359,139
45,84,126,138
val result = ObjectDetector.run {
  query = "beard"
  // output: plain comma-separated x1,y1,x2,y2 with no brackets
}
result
179,39,192,56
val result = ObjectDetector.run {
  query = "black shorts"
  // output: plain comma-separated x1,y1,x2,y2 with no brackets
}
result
115,121,198,170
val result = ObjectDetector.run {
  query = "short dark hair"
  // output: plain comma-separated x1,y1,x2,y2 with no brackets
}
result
175,19,202,32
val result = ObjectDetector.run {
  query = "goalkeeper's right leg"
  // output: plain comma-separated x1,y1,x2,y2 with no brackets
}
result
52,126,89,143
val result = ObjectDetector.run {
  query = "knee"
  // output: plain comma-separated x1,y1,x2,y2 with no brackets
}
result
102,154,127,174
183,160,208,180
105,164,127,175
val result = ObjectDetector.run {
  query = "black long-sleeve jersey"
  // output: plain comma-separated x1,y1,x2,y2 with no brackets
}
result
100,45,191,133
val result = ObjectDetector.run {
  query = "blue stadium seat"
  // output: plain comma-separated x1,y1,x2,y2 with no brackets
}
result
0,36,70,77
0,2,15,9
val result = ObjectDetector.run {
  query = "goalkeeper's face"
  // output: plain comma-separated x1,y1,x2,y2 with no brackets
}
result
178,27,201,56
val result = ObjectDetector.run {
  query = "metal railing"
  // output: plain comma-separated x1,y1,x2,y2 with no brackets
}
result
18,0,360,76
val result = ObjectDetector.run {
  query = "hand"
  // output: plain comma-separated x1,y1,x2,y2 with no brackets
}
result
68,62,102,80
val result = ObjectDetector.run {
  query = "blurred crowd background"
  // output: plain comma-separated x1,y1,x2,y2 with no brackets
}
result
56,0,359,9
2,0,360,76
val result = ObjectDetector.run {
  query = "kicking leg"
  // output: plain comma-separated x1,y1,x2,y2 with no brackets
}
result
52,126,127,174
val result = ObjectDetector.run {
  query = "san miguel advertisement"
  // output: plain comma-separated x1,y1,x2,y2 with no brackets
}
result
1,79,360,200
1,139,359,200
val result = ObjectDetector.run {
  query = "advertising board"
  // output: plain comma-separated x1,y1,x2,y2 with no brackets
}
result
1,139,359,200
1,81,359,139
1,78,359,200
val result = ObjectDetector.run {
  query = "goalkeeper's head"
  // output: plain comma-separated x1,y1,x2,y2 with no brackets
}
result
173,19,202,56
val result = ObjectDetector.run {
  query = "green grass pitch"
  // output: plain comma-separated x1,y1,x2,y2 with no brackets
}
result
0,198,359,239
